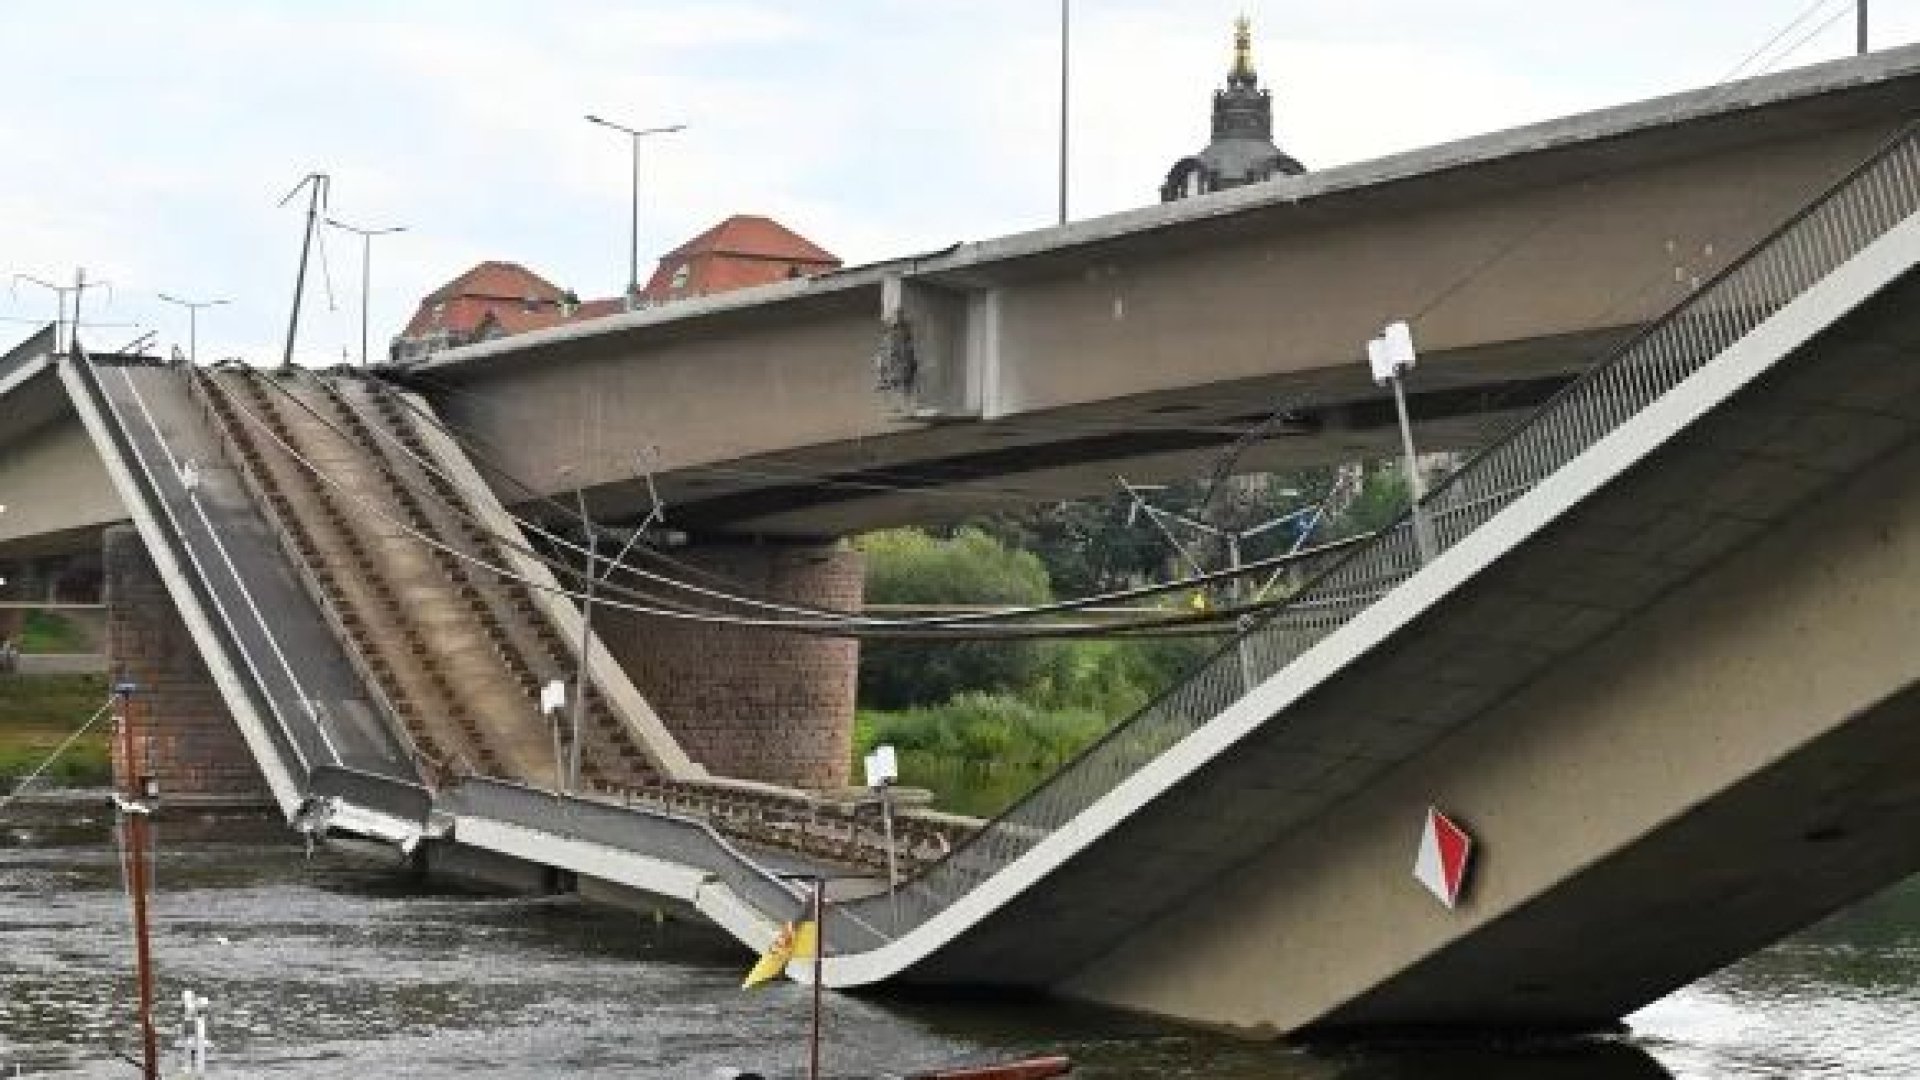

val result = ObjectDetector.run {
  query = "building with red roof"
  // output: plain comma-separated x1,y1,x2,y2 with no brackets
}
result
637,214,841,305
391,216,840,364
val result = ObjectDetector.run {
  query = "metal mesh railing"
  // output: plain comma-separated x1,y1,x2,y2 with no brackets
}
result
870,124,1920,936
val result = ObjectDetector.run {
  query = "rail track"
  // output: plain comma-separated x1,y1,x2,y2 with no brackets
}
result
189,365,972,876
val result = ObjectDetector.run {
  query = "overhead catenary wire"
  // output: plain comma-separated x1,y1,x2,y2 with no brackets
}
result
307,366,1363,636
284,366,1369,629
207,367,1341,638
1764,4,1857,72
364,366,1378,629
1720,0,1848,81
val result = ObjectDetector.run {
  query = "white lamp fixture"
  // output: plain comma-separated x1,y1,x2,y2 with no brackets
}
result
864,744,899,790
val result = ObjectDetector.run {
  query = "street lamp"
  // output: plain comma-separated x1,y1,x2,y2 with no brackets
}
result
323,217,406,367
1368,320,1435,563
156,293,230,367
583,114,686,308
1059,0,1070,225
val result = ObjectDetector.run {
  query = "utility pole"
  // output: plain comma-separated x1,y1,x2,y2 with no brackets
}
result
156,293,229,367
323,217,406,366
809,876,826,1080
1858,0,1869,55
277,173,330,369
566,470,663,792
1058,0,1070,225
584,116,687,309
112,681,161,1080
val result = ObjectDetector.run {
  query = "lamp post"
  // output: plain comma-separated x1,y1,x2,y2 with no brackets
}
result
1058,0,1071,225
323,217,405,367
584,115,686,308
156,293,229,367
14,270,111,355
1367,320,1435,563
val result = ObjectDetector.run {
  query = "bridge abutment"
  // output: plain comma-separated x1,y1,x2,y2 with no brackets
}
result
595,541,861,789
102,524,266,801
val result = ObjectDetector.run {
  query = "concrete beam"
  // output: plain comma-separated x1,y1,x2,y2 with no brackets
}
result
408,47,1920,538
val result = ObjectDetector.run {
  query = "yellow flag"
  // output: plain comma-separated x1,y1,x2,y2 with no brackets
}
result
791,920,818,961
742,920,818,989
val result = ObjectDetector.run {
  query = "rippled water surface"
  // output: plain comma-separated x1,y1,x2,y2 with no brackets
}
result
2,808,1917,1078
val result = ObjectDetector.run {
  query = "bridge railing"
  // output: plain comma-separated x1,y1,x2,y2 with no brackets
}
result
442,777,810,924
873,123,1920,936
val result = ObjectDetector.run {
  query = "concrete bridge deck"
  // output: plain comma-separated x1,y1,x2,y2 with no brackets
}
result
6,62,1920,1040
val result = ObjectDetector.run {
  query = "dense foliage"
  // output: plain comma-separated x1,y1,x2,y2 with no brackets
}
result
852,460,1429,814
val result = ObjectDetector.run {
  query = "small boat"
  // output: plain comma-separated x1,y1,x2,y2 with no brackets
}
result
906,1055,1074,1080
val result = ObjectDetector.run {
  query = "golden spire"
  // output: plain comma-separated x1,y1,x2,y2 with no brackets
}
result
1230,14,1255,80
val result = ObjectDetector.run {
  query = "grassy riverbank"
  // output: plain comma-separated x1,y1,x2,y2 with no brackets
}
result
0,675,112,791
853,693,1117,817
16,610,97,653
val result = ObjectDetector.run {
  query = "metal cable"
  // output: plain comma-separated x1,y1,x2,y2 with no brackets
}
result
262,367,1363,629
205,368,1299,638
0,697,114,813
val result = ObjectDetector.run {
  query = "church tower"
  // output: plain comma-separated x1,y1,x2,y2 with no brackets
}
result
1161,17,1305,202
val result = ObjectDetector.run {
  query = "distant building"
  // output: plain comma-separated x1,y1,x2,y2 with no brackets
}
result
637,214,841,305
391,216,840,364
390,261,580,364
1161,17,1305,202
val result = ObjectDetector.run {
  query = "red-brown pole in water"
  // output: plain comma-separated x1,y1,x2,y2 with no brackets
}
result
810,876,826,1080
117,686,160,1080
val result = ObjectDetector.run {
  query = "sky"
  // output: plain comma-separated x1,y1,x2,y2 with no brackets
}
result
1,0,1915,365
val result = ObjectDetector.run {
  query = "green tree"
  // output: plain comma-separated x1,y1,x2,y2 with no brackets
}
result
858,527,1058,709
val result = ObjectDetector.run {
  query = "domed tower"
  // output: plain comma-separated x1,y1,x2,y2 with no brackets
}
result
1161,16,1305,202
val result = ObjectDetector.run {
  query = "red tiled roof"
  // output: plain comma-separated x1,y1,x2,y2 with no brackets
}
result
639,214,839,302
658,214,838,264
395,217,840,356
402,261,575,339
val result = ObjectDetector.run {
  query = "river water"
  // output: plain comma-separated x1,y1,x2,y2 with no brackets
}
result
2,806,1917,1079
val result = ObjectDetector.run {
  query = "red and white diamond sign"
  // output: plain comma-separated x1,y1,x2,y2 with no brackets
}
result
1413,807,1472,909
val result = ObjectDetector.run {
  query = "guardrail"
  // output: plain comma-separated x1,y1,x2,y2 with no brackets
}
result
308,764,435,826
63,353,314,795
875,123,1920,935
442,777,809,923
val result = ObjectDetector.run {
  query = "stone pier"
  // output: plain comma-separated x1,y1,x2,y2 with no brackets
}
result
102,525,265,801
596,541,861,790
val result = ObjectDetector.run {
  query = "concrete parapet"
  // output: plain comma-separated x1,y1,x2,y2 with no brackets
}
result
102,524,265,800
597,542,861,789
